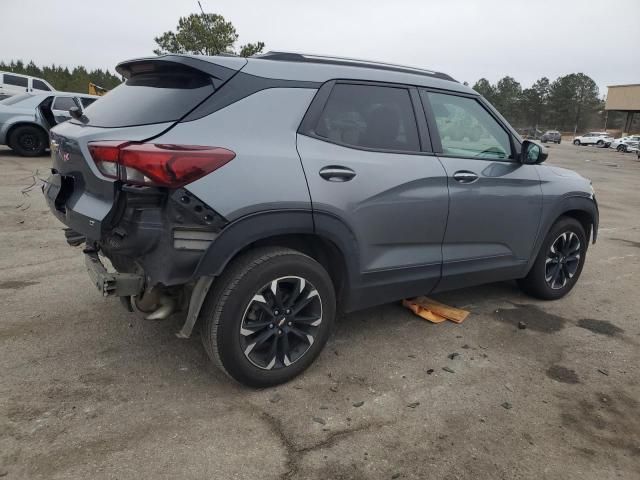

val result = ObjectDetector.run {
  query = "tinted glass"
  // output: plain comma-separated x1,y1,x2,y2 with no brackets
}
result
4,74,28,88
315,84,420,152
424,91,511,160
81,97,97,107
53,97,76,111
32,79,51,91
81,71,214,127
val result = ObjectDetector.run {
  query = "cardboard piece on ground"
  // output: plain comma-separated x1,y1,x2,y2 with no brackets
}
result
403,296,470,324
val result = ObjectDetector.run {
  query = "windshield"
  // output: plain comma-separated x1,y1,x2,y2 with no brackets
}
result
0,94,33,106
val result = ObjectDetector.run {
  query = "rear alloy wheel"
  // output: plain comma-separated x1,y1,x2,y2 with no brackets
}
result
9,125,48,157
597,140,604,146
518,217,587,300
617,144,627,152
573,139,580,145
200,247,335,387
240,276,323,370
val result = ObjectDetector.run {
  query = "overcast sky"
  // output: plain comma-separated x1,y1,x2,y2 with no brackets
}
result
2,0,639,95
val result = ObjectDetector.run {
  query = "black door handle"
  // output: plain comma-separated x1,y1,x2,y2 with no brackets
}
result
453,170,479,183
319,166,356,182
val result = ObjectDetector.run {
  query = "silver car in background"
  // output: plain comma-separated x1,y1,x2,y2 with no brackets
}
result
0,92,98,156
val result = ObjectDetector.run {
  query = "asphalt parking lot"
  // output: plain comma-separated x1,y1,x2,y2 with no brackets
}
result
1,142,639,479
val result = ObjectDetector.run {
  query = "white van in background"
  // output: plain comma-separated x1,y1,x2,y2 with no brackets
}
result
0,71,55,99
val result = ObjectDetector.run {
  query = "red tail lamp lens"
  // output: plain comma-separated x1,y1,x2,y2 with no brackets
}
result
88,142,235,188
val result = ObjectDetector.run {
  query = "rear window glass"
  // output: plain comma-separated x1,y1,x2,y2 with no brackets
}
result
53,97,77,111
81,97,96,107
81,71,214,127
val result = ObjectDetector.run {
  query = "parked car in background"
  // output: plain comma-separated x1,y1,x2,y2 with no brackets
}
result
0,92,98,156
43,52,598,387
541,130,561,143
573,132,614,146
0,71,55,98
610,135,640,152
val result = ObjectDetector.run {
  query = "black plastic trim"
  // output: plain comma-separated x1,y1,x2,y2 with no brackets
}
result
194,210,315,278
257,51,457,82
524,194,599,274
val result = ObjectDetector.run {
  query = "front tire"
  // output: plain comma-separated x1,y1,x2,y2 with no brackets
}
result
9,125,48,157
617,144,627,152
596,140,604,146
200,247,336,387
518,217,587,300
573,139,580,145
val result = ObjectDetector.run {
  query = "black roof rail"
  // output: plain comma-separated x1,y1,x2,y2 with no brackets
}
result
255,51,457,82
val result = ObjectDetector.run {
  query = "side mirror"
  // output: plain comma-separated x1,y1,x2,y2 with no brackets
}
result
521,139,548,164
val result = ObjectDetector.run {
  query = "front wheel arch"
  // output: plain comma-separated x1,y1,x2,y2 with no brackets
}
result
525,199,598,276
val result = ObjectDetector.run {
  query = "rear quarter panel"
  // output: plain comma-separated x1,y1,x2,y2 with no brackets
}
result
155,88,318,220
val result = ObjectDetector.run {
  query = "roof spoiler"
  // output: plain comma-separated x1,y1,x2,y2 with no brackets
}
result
116,54,248,87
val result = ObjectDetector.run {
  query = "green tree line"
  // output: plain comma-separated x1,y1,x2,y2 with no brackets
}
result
0,60,122,93
470,73,631,134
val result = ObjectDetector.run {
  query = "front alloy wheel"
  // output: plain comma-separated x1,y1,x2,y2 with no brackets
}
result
517,216,587,300
545,232,581,290
240,276,322,370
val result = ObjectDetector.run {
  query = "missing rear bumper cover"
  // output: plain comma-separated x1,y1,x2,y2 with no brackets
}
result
85,252,144,297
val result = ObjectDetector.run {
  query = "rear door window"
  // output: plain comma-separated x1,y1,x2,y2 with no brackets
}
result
314,83,420,152
423,91,512,160
52,96,76,111
81,71,214,127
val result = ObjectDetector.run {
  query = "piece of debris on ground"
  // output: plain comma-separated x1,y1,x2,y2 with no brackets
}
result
402,296,470,324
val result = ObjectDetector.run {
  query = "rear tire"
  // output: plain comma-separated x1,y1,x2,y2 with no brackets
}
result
617,144,627,152
9,125,48,157
597,140,604,146
200,247,336,388
518,217,587,300
573,139,580,145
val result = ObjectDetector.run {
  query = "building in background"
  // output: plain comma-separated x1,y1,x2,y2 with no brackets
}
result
605,84,640,135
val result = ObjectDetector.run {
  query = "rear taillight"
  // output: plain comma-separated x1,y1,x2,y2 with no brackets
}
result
87,141,235,188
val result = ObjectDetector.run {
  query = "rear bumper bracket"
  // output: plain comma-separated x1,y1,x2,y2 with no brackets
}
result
85,253,144,297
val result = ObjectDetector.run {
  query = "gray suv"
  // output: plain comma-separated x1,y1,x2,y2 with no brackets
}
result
44,52,598,387
541,130,561,144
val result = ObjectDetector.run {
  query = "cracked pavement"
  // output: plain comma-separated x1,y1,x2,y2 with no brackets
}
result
1,143,639,479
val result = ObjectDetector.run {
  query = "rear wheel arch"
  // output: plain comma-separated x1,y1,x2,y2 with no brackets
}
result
193,210,359,307
7,122,49,155
7,122,48,146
